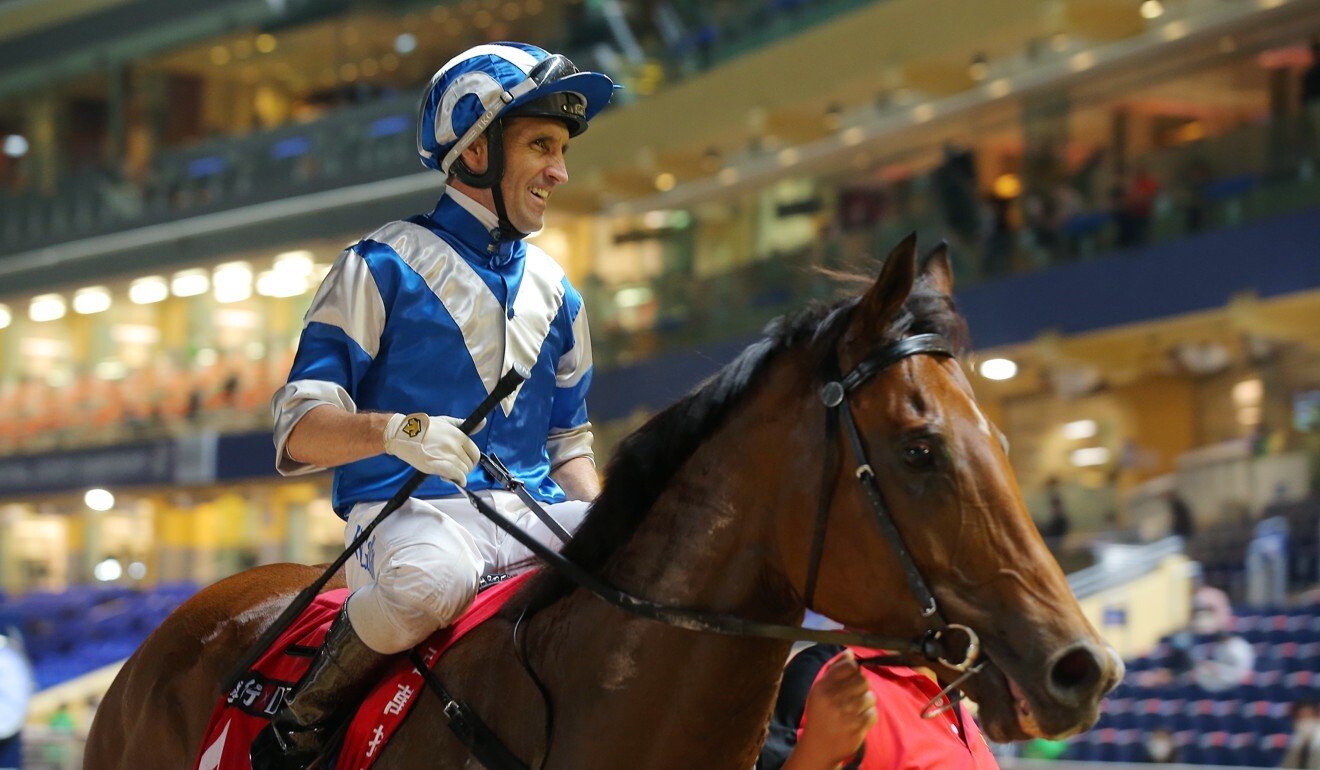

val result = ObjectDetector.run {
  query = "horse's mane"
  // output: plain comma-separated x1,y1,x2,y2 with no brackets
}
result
510,268,969,616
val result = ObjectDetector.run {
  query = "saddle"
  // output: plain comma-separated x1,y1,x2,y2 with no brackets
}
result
194,572,533,770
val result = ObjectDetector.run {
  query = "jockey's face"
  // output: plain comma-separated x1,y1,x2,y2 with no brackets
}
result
497,116,570,234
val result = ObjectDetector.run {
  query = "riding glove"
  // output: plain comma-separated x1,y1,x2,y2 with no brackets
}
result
382,412,480,485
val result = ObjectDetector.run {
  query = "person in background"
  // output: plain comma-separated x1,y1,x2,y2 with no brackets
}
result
1166,489,1195,539
757,644,999,770
0,616,34,770
1281,701,1320,769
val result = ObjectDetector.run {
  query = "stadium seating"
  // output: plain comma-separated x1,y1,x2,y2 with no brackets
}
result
1070,601,1320,766
0,582,197,690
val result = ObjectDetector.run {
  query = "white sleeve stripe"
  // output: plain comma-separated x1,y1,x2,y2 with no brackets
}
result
548,423,595,469
556,304,593,389
303,247,386,360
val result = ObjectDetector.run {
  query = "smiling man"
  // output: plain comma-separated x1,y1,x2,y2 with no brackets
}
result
256,43,614,769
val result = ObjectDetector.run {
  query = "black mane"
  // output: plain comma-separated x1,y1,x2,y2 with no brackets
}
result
511,269,968,615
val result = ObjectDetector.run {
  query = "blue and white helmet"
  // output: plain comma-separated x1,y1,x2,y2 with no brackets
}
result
417,42,615,176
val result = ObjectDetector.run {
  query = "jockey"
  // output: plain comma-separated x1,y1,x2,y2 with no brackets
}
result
254,43,614,769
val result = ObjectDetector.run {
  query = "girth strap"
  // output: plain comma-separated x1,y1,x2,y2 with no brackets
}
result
409,650,531,770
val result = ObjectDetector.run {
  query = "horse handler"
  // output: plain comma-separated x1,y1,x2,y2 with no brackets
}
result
256,42,613,769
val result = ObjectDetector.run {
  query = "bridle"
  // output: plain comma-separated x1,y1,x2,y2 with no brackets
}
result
806,331,985,714
413,331,989,769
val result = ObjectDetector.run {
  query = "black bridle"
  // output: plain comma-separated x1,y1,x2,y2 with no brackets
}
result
406,332,987,769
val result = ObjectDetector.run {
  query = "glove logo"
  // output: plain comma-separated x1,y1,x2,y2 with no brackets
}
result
402,416,424,438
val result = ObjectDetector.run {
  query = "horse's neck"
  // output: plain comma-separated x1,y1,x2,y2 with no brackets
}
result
540,364,814,766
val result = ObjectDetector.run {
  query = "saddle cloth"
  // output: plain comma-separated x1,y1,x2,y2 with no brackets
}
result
194,572,534,770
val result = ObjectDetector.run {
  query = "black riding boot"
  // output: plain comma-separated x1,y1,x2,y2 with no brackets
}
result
250,605,391,770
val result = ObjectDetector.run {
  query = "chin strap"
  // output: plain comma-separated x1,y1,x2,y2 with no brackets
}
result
452,118,528,245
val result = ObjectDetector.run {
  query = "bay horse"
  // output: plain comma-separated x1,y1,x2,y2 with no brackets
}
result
86,236,1122,769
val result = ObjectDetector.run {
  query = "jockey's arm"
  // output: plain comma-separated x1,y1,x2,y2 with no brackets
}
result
552,456,600,501
286,404,393,468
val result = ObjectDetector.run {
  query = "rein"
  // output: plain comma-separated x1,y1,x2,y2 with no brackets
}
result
416,331,985,769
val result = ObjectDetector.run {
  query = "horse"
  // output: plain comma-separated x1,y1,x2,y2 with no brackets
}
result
86,235,1122,769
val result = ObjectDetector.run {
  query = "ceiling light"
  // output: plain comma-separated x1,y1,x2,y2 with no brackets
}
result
29,294,66,322
73,286,112,315
93,558,123,582
2,135,28,158
94,360,127,380
654,172,676,192
1070,447,1111,467
213,261,253,303
274,250,315,275
129,276,169,304
1062,419,1098,440
257,270,309,298
1140,0,1164,19
394,33,417,55
979,358,1018,381
85,488,115,511
172,269,210,297
0,303,10,329
1232,379,1263,407
255,33,277,53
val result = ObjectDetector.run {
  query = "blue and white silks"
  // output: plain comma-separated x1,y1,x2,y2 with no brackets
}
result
272,189,594,518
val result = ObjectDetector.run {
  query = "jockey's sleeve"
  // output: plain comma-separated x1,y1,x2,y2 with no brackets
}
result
547,281,594,469
272,246,385,475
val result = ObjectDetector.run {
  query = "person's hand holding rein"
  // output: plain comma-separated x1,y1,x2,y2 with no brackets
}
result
786,650,878,770
382,413,481,485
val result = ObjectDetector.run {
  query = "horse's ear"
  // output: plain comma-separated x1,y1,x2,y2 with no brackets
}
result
848,233,917,342
920,240,954,296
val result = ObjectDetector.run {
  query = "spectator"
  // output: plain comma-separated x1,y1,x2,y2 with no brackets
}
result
757,645,999,769
1167,489,1195,539
1188,587,1255,692
1281,700,1320,769
1126,165,1161,245
1140,726,1181,763
1039,478,1071,548
0,617,34,770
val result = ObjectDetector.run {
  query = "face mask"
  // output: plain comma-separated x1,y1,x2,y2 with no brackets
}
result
1297,718,1319,736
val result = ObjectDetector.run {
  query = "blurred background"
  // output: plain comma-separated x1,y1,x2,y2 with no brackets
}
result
0,0,1319,766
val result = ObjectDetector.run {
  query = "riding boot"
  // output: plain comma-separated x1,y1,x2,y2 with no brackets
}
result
250,604,391,770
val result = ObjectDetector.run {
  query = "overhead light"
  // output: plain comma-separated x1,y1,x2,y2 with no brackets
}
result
127,561,148,580
1140,0,1165,19
2,134,28,158
257,270,309,298
172,269,210,297
29,294,66,322
93,558,123,582
73,286,112,315
129,276,169,304
195,348,218,367
274,249,315,276
992,173,1022,199
94,360,127,381
654,172,676,192
1062,419,1098,440
394,33,417,54
614,286,653,309
979,358,1018,381
85,488,115,511
1232,379,1263,407
255,33,277,54
213,261,253,303
112,324,161,345
1070,447,1111,467
0,303,10,329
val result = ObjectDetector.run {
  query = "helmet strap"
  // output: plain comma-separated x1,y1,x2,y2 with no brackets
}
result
450,118,528,243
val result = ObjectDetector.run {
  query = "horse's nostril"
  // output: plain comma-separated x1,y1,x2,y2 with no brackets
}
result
1047,644,1105,705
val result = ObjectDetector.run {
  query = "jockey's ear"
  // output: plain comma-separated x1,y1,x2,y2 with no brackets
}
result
845,232,916,349
920,241,953,296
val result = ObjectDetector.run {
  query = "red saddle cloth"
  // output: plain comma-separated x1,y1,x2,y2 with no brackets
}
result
194,572,533,770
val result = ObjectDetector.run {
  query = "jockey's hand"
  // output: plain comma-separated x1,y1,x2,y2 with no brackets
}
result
382,412,482,485
794,650,877,768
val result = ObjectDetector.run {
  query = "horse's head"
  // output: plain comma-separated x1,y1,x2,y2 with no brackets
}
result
782,235,1121,741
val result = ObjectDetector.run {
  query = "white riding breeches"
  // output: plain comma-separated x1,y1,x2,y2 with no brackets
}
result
341,490,590,654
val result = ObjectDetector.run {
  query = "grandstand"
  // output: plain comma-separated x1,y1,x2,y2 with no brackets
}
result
2,0,1320,766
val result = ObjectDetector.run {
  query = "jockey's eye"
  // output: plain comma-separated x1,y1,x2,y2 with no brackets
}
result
902,439,937,470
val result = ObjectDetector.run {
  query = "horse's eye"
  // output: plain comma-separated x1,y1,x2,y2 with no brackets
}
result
902,440,936,469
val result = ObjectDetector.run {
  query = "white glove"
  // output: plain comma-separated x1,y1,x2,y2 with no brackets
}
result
382,413,480,486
